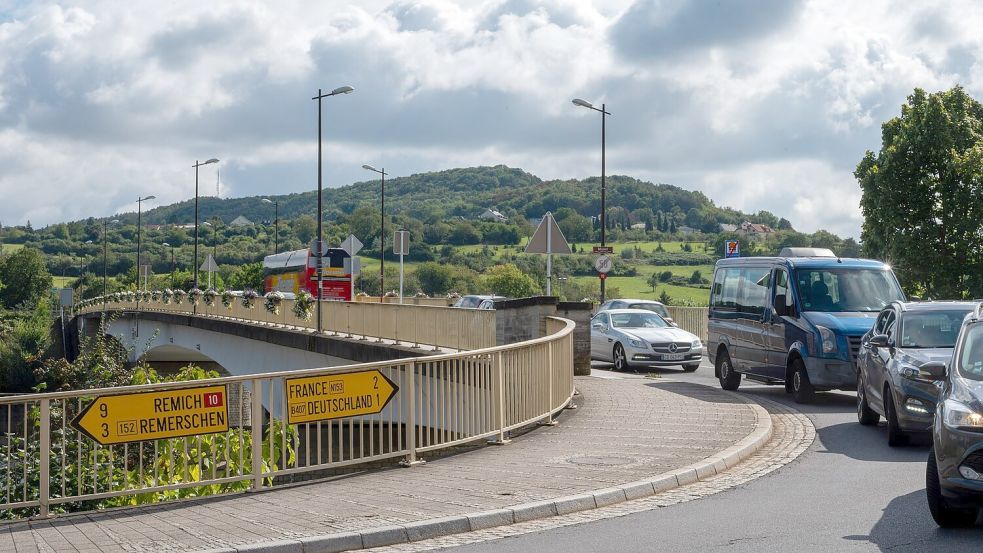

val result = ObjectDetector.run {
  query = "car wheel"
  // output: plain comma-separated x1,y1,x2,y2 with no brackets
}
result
885,387,909,447
682,363,700,372
790,358,815,404
716,350,741,390
613,343,631,371
927,447,979,527
857,373,880,426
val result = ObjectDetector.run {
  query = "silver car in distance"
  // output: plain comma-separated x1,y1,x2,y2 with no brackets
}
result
591,308,703,372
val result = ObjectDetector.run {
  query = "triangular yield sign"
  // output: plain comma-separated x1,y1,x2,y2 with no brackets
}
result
525,212,572,254
199,254,219,272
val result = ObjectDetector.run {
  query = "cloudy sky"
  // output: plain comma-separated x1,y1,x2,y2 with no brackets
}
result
0,0,979,238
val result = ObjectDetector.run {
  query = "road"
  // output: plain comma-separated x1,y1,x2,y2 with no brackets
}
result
435,361,983,552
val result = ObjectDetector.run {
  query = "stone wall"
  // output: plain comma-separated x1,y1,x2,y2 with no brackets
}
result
494,296,592,376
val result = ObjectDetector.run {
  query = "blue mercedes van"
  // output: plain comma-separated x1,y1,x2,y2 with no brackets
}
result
708,248,906,403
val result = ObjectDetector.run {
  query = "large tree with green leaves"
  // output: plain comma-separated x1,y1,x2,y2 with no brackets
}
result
856,86,983,298
0,247,52,309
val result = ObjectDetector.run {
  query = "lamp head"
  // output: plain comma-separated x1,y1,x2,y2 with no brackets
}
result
572,98,593,109
362,164,379,172
261,198,273,204
204,158,219,165
331,86,354,95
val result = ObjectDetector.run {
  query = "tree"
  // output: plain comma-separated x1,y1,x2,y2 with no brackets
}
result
415,262,456,296
689,270,703,284
484,263,539,298
647,272,659,292
658,270,673,283
227,262,264,291
659,290,672,305
0,248,52,309
857,86,983,298
291,215,317,245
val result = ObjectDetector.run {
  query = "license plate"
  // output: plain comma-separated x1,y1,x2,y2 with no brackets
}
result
662,353,684,361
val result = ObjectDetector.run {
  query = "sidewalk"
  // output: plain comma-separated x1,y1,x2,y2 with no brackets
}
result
0,375,768,553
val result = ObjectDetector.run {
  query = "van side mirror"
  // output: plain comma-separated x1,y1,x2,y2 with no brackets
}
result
868,334,892,349
919,361,947,380
774,295,788,317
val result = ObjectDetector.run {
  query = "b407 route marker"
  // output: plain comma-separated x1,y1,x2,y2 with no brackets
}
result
72,385,229,446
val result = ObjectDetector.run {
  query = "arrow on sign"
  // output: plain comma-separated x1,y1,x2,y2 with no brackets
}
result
285,369,399,424
72,385,230,446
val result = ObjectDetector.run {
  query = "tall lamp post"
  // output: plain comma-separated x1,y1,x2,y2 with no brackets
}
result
162,242,175,288
192,158,220,289
313,85,354,332
261,198,279,255
572,98,610,303
136,195,156,291
362,164,387,301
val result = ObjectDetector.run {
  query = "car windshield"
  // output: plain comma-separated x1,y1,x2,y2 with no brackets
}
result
958,324,983,381
610,312,669,329
794,268,904,313
899,310,969,348
627,303,670,318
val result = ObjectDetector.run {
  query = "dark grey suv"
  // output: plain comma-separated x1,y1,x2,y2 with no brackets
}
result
857,301,975,446
925,303,983,527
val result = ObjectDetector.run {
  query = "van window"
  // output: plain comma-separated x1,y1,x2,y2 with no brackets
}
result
795,269,904,313
738,267,770,315
959,324,983,381
712,268,741,310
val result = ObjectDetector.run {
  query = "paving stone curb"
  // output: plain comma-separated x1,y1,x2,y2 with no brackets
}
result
195,392,773,553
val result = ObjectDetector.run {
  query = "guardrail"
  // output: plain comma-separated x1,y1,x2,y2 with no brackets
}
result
75,295,496,352
666,306,708,342
355,295,453,307
0,317,574,518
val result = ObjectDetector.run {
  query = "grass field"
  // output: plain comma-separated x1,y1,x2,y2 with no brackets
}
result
0,243,24,255
52,276,75,288
570,275,710,305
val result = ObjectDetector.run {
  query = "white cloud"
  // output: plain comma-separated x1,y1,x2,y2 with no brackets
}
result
1,0,982,239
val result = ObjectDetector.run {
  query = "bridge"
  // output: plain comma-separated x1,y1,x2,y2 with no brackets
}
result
1,294,580,520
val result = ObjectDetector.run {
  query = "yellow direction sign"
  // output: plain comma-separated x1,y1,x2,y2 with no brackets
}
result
72,385,229,446
286,370,398,424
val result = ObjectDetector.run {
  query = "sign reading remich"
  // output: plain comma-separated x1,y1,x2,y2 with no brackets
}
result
285,370,399,424
72,385,229,446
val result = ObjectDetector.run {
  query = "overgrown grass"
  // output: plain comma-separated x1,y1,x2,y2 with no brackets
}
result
0,243,24,255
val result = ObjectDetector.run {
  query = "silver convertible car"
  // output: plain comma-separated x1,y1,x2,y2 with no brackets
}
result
591,309,704,372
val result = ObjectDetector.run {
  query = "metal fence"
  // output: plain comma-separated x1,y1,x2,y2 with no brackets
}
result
666,306,708,342
76,296,496,352
0,317,574,518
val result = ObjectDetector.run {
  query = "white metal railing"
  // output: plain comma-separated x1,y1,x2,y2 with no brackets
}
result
75,295,496,352
666,306,708,342
0,317,574,518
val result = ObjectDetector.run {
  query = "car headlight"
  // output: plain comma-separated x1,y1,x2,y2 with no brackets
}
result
691,339,702,349
943,399,983,431
816,325,837,354
628,337,646,348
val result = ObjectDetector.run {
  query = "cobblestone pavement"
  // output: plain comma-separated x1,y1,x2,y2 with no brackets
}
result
363,394,815,552
0,376,761,553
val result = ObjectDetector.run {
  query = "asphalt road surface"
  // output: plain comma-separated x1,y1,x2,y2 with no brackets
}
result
436,360,983,553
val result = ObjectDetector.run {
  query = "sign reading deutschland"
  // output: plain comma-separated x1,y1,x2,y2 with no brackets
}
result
72,385,229,446
286,370,399,424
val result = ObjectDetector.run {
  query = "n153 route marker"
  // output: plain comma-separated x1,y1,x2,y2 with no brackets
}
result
285,369,399,424
72,385,229,446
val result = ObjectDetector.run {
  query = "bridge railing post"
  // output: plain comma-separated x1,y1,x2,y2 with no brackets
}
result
250,378,264,491
39,398,50,518
400,361,423,466
490,351,510,444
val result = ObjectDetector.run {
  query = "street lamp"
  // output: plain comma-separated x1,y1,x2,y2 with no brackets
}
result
261,198,279,255
162,242,175,288
136,195,156,291
193,158,220,289
362,164,388,302
313,85,354,332
572,97,611,303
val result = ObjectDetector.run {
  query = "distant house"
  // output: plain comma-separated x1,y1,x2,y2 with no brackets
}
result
677,225,699,235
737,221,775,241
174,223,197,230
630,222,647,230
719,223,738,233
230,215,253,227
479,208,508,222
